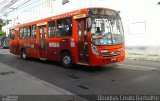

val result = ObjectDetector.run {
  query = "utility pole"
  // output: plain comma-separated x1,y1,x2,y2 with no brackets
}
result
10,8,16,26
4,14,8,36
90,0,92,7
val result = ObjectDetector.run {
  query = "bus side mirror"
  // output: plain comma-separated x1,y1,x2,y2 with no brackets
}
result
87,18,91,30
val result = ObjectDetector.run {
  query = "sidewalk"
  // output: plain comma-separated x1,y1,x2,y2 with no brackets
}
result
0,62,87,101
125,46,160,62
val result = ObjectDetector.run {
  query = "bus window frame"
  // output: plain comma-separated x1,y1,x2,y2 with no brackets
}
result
19,27,24,40
48,20,55,38
9,29,15,40
31,24,37,39
23,26,31,39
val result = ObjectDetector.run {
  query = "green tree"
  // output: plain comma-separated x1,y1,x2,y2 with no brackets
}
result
0,19,6,37
0,19,5,30
0,30,6,37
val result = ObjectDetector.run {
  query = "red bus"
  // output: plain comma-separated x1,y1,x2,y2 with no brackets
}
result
9,8,125,68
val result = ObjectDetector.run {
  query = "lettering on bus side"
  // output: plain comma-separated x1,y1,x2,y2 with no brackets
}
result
49,42,60,48
23,43,35,48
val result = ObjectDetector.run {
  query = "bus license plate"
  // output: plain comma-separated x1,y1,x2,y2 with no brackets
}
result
111,58,116,61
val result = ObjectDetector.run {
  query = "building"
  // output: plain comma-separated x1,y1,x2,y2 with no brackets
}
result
120,0,160,61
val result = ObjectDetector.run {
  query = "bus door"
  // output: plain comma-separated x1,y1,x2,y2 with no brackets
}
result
77,19,89,63
38,25,47,59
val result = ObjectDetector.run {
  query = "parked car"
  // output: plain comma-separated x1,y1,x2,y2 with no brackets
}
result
1,37,9,48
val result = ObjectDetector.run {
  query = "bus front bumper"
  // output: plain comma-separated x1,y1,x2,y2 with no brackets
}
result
89,53,125,67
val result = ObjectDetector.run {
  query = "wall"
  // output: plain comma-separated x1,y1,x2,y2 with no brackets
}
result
121,0,160,61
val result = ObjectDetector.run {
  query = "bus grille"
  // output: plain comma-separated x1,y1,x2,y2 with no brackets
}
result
101,51,121,57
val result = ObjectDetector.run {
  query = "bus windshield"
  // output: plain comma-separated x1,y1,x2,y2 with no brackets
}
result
90,16,124,46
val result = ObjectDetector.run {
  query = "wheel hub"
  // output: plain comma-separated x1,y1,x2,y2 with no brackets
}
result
63,56,71,65
23,52,26,59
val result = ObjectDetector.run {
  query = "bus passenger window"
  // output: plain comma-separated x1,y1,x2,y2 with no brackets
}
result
48,21,55,38
19,28,24,39
55,17,72,37
27,26,31,39
23,27,28,39
9,30,15,40
31,25,36,39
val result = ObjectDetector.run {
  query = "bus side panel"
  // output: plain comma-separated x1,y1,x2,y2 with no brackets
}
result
9,31,18,55
46,38,60,61
26,39,40,58
46,37,71,62
9,39,16,54
17,40,25,56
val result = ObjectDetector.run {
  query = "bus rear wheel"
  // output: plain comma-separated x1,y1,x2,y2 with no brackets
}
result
61,52,72,68
21,49,27,60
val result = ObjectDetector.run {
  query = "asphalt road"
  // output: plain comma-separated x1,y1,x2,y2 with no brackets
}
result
0,49,160,100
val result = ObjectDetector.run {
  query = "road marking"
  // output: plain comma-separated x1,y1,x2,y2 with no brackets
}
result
118,64,160,71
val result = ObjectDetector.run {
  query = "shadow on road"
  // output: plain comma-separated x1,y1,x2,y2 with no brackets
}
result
1,53,160,98
14,55,117,72
0,54,119,82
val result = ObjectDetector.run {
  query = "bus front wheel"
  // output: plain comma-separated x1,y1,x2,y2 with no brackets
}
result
61,52,72,68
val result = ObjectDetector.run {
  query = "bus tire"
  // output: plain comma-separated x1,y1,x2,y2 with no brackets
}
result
21,49,27,60
61,52,72,69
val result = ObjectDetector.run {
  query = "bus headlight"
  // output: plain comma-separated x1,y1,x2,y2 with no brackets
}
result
91,44,99,55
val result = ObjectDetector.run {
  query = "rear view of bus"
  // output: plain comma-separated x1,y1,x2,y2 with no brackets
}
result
86,8,125,66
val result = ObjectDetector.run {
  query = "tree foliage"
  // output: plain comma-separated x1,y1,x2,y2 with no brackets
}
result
0,19,6,37
0,30,6,37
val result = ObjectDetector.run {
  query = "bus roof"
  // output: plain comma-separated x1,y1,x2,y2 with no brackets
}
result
13,7,117,28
